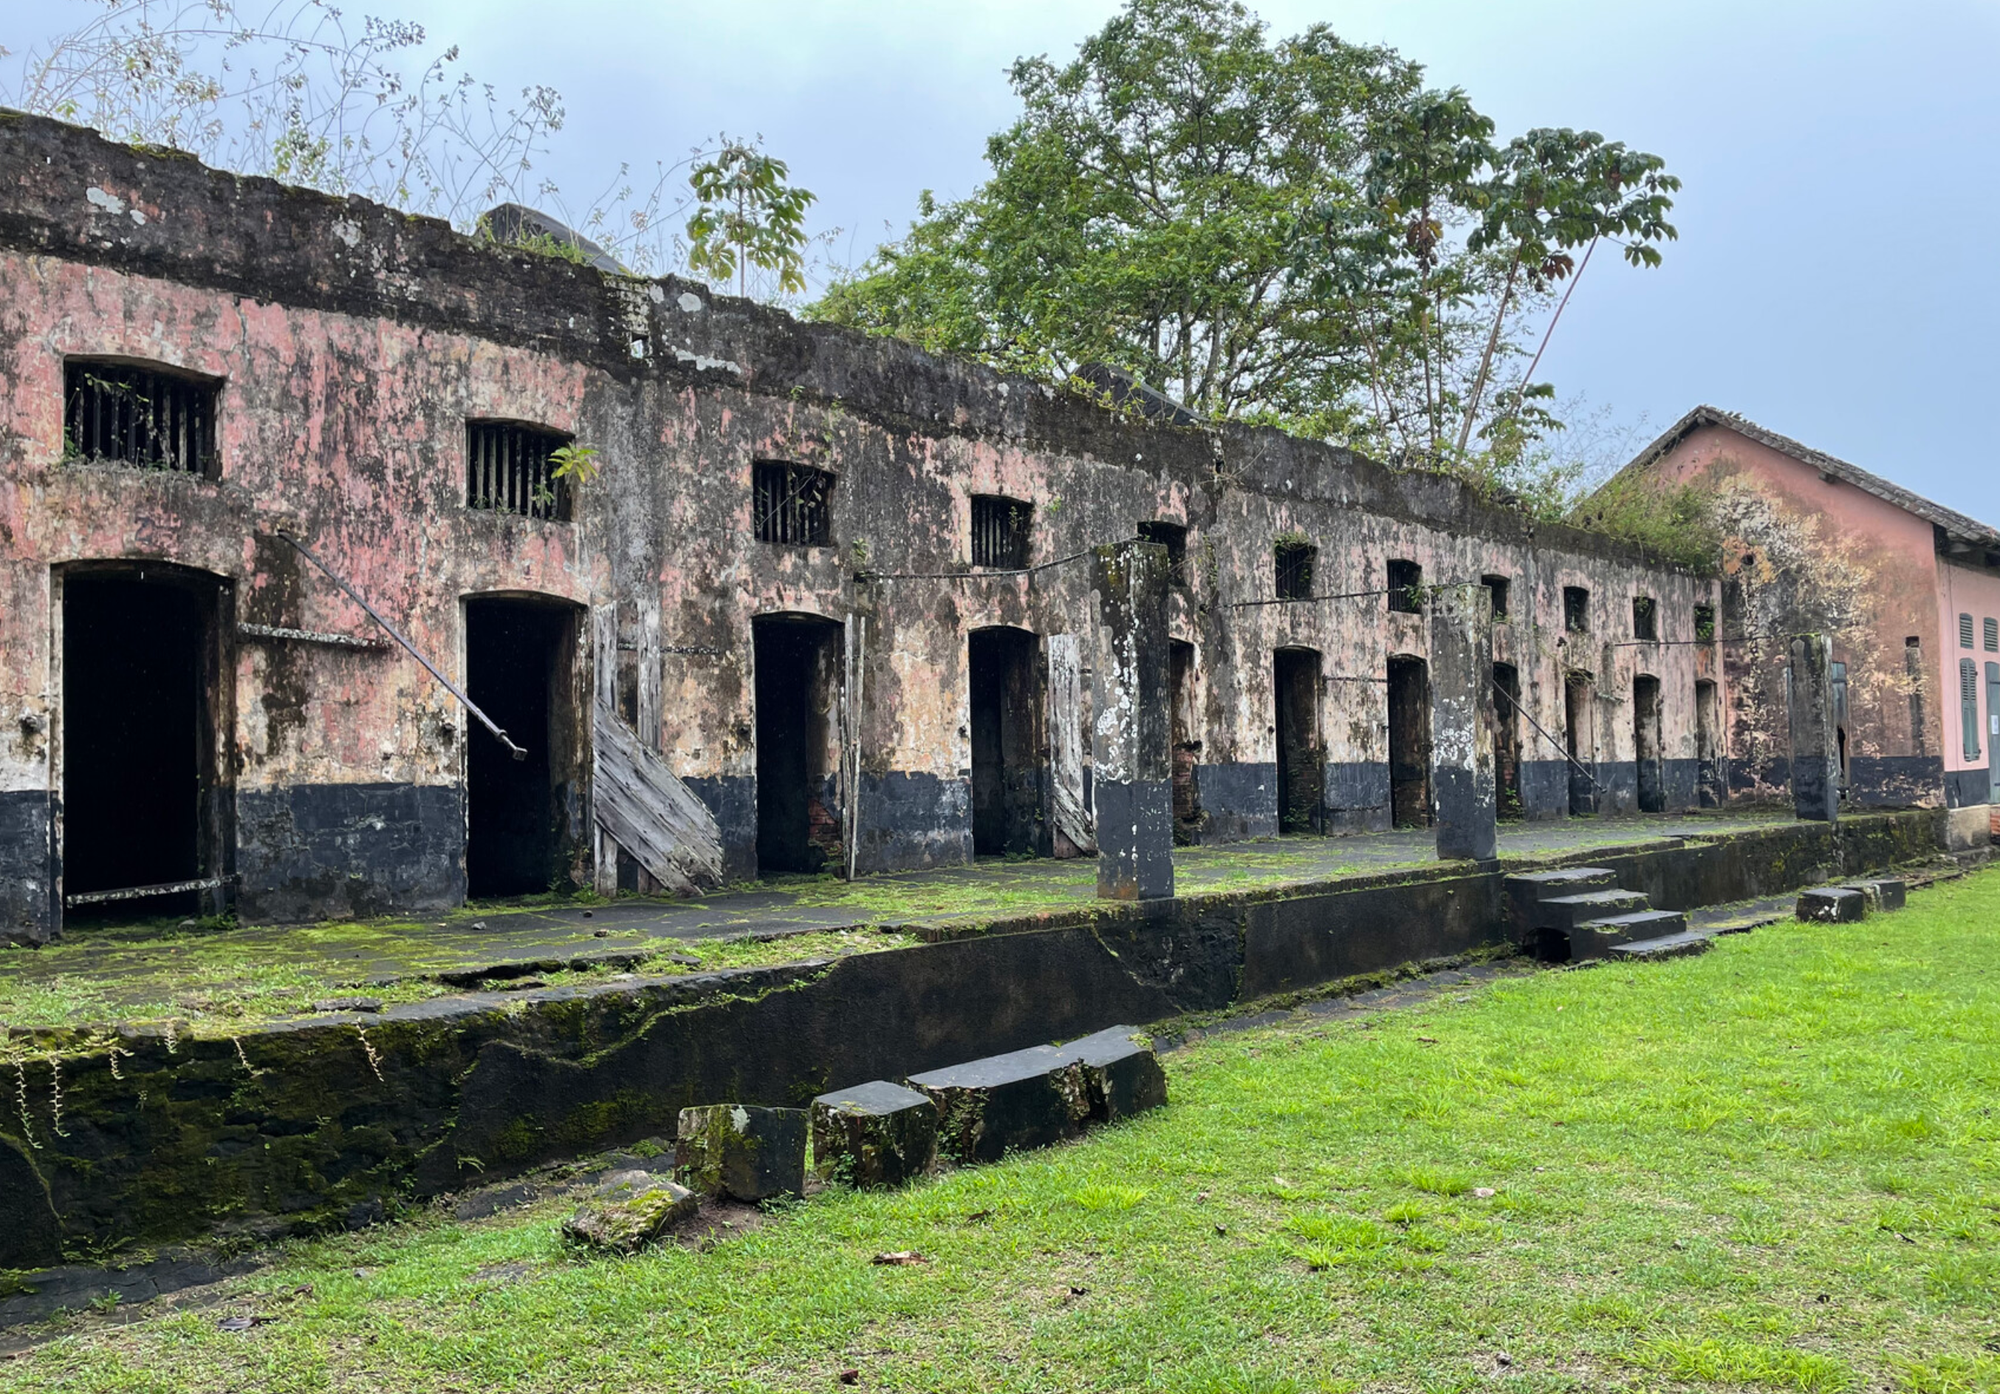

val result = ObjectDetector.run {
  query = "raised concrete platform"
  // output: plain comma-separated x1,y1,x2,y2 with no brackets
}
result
0,807,1953,1281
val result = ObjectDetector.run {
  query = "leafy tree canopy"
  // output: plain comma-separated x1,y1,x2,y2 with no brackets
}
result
808,0,1678,482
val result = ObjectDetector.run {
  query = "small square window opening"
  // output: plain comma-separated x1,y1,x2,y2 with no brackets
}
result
467,421,573,521
1138,520,1188,585
753,461,835,545
1633,595,1658,641
1274,540,1316,600
971,495,1032,569
1387,559,1423,614
1694,604,1717,643
1564,586,1591,634
1480,574,1510,622
64,359,219,477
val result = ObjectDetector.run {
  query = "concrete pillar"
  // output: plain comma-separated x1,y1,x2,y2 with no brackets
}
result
1091,540,1174,900
1787,632,1839,823
1430,584,1498,861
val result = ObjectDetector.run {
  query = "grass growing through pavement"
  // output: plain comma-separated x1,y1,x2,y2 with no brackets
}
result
10,869,1998,1393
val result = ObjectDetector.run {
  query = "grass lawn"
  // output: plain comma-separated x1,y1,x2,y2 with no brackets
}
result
8,869,1997,1393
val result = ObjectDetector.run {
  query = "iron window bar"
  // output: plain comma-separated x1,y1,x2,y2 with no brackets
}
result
753,462,834,544
64,361,218,475
467,421,570,521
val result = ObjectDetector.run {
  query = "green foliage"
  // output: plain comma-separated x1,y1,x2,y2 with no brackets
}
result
548,442,599,486
809,0,1677,484
1569,464,1724,568
686,137,816,298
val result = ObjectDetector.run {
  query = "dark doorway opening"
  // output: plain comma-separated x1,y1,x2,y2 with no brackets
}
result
969,627,1042,856
754,614,844,875
1634,674,1665,812
1274,649,1322,834
1491,662,1522,819
1830,659,1850,796
1695,679,1721,807
62,568,223,919
466,596,580,898
1170,640,1201,843
1565,672,1596,816
1387,656,1432,829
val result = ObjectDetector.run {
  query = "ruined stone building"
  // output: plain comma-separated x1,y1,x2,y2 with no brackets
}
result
0,113,1723,944
1618,406,2000,812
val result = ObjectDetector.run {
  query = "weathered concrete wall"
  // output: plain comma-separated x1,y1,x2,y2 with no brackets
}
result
0,112,1719,939
0,809,1944,1275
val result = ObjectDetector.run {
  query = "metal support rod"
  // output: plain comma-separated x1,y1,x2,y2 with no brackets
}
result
1491,674,1603,793
272,531,527,760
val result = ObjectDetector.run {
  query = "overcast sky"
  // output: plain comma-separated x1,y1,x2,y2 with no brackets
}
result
7,0,1996,521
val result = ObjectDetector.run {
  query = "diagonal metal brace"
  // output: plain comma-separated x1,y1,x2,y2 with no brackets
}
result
271,531,527,760
1491,674,1603,793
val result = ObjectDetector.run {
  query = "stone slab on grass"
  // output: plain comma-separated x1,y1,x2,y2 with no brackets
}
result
560,1169,697,1253
1056,1026,1168,1122
1838,878,1907,913
909,1046,1090,1164
676,1105,808,1202
1797,886,1867,923
812,1081,939,1188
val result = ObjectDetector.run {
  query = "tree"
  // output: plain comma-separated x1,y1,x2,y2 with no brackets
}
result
686,137,817,299
811,0,1678,478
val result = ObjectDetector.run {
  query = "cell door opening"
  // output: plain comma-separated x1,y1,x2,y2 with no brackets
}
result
969,626,1043,857
1170,640,1202,843
1831,659,1851,795
1695,679,1721,807
1491,662,1522,819
466,596,582,899
1274,648,1322,834
753,614,844,875
61,567,226,920
1565,673,1596,816
1634,674,1665,812
1386,656,1432,829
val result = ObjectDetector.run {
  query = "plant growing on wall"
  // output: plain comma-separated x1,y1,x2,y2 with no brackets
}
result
686,137,816,300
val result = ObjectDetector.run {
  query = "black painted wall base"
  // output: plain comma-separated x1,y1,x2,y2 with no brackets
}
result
1946,768,1993,808
1846,756,1943,808
1322,761,1390,833
852,771,973,875
0,790,54,944
236,783,464,923
1095,778,1173,899
1191,763,1278,843
1518,760,1569,821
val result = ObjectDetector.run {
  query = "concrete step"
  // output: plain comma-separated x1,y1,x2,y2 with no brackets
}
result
1797,885,1867,923
1574,908,1689,957
1608,929,1713,961
1534,889,1652,931
1503,867,1618,936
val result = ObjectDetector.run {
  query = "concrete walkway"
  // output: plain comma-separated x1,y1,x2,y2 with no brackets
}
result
2,809,1796,1020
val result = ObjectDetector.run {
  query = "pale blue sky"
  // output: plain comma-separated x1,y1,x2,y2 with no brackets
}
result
7,0,1996,521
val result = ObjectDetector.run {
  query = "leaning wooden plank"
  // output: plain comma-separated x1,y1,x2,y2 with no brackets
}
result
594,706,725,893
1047,633,1096,855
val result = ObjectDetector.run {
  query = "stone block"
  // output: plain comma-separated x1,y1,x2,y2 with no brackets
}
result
1796,886,1866,923
675,1105,808,1202
1944,804,1991,852
1056,1026,1167,1122
812,1081,939,1188
560,1169,697,1253
909,1046,1090,1164
1861,877,1907,912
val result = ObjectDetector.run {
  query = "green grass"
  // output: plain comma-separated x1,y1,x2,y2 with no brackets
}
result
10,869,1997,1392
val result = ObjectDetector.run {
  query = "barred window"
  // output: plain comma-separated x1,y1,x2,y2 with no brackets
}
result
63,360,218,476
1387,559,1423,613
1564,586,1591,634
466,421,571,521
753,461,834,545
1137,520,1188,584
971,495,1031,569
1632,595,1658,641
1274,540,1316,600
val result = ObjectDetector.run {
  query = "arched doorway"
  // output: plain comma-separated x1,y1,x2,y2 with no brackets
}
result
969,626,1043,857
59,562,232,922
753,613,845,875
465,594,586,898
1274,648,1323,834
